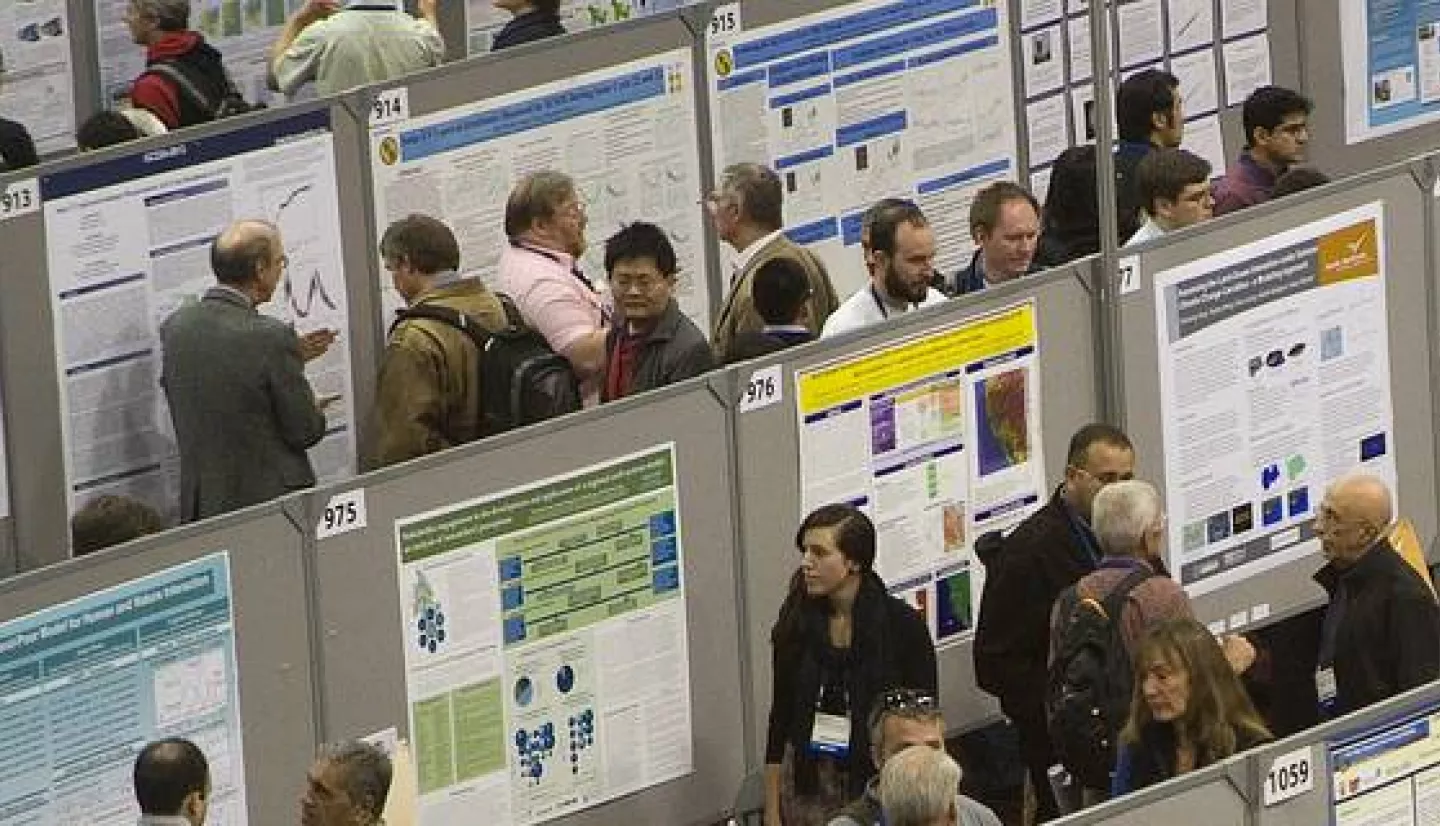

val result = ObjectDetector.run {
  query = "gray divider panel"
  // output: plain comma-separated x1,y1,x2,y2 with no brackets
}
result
307,378,744,826
1118,161,1438,631
729,262,1103,743
0,500,318,826
0,99,363,570
1052,757,1249,825
1254,681,1440,826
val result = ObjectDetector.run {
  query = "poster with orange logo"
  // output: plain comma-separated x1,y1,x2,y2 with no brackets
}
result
795,301,1044,646
1153,201,1395,596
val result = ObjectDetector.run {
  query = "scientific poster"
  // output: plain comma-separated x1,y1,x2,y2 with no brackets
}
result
1331,706,1440,825
1153,201,1395,595
369,49,709,331
0,553,247,824
0,0,76,153
706,0,1019,296
93,0,294,108
395,445,692,826
1340,0,1440,143
794,302,1045,647
41,109,357,522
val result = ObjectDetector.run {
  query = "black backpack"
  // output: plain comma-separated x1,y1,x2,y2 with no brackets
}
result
1045,568,1153,790
391,294,582,435
144,61,259,121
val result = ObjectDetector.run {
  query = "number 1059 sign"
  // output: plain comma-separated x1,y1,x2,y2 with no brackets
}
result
1263,745,1313,806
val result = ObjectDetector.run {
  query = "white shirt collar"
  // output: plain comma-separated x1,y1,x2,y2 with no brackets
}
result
731,229,784,276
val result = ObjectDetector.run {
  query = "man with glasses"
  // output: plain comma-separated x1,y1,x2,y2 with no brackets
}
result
599,222,712,401
706,163,839,362
160,219,336,521
1312,474,1439,718
972,424,1134,821
828,689,1001,826
493,170,610,404
1213,86,1313,216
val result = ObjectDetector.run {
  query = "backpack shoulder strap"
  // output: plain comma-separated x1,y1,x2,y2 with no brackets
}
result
492,292,525,330
145,61,218,115
1099,567,1154,621
392,304,492,352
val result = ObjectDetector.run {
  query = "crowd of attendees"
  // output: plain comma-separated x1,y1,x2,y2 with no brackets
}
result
18,5,1437,826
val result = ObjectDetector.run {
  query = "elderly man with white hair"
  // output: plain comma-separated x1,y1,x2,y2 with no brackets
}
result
878,746,964,826
1313,473,1440,718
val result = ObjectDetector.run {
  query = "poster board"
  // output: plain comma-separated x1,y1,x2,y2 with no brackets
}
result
1017,0,1273,200
1329,703,1440,825
0,0,77,153
1151,200,1395,595
0,552,246,823
393,444,692,825
704,0,1020,297
462,0,694,56
793,301,1045,646
40,108,358,523
367,48,710,331
1340,0,1440,145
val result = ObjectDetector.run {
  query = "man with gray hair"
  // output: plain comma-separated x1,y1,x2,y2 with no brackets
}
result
491,170,609,404
878,745,963,826
301,740,392,826
1049,480,1195,660
123,0,236,128
706,162,839,362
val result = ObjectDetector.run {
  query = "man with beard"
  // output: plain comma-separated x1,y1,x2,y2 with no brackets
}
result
821,199,947,338
953,182,1042,295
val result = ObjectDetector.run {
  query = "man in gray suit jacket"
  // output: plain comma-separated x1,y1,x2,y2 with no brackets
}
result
160,219,337,522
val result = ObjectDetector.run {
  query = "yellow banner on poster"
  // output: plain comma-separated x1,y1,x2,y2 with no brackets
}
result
797,301,1037,414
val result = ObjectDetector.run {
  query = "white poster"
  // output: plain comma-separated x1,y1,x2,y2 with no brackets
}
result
93,0,295,108
395,445,691,826
41,109,357,522
794,302,1045,647
0,0,76,153
706,0,1019,295
1153,201,1396,595
369,49,709,332
1332,707,1440,826
1333,0,1440,143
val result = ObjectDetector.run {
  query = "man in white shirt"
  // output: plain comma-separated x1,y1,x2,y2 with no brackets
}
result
270,0,442,97
822,199,947,338
1124,148,1213,247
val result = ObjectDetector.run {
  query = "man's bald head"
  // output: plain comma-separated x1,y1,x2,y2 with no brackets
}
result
211,220,283,301
1317,473,1394,567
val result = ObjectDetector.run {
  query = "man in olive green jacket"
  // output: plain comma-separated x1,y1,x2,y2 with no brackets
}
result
368,214,508,469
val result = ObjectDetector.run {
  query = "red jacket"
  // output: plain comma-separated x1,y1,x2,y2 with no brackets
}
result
130,31,226,128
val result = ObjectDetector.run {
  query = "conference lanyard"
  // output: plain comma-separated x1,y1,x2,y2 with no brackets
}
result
870,286,918,319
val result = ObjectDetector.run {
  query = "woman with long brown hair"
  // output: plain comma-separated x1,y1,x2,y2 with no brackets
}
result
1112,618,1272,795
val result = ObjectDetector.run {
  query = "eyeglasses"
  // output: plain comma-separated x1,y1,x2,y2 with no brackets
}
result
611,273,667,293
1068,465,1132,485
878,689,937,713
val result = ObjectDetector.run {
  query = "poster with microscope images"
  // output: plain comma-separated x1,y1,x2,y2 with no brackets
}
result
705,0,1019,298
1153,200,1396,595
368,49,708,331
0,0,76,153
794,302,1044,647
395,445,691,826
40,109,356,524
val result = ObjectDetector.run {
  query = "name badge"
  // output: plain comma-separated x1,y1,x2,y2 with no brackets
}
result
1316,667,1338,715
809,712,851,758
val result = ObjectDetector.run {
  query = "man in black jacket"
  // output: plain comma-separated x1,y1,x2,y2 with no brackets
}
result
1313,474,1440,718
973,423,1135,821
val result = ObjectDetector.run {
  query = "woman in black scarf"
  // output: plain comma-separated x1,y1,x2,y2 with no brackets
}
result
763,504,937,826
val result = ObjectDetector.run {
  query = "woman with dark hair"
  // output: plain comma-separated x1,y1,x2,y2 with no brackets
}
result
1112,618,1272,796
491,0,566,51
763,504,937,826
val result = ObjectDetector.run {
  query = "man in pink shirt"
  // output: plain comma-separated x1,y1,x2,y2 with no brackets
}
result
492,171,611,404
